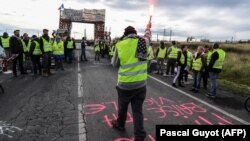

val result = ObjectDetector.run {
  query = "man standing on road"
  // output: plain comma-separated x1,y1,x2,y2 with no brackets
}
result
9,30,26,77
111,23,151,141
166,41,178,76
40,29,52,77
0,32,11,58
207,43,226,98
155,41,166,75
80,37,88,61
64,36,76,63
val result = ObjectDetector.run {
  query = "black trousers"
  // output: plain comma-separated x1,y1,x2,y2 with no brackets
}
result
12,53,24,75
201,70,209,89
166,58,176,75
31,55,41,74
81,47,87,61
116,86,146,141
42,53,51,73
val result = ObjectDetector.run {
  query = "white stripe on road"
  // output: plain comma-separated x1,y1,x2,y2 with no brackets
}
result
78,59,87,141
148,75,250,125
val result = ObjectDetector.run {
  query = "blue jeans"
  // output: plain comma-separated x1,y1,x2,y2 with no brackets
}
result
192,71,201,90
209,72,219,96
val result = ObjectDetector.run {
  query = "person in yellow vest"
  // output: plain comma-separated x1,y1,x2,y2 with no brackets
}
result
147,42,154,73
53,36,65,71
0,32,11,58
172,45,187,87
111,24,151,141
166,41,178,76
183,49,193,84
190,46,206,93
40,29,53,77
64,36,76,64
29,35,42,75
201,45,213,90
207,43,226,98
109,41,116,59
155,41,166,75
21,33,32,73
94,41,101,61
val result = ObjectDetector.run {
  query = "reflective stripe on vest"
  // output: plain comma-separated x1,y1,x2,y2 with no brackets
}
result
206,51,213,65
147,46,154,60
213,49,226,69
117,38,147,83
1,37,10,48
168,46,178,59
187,51,192,67
21,39,31,52
42,37,52,52
52,41,64,55
67,40,74,49
157,47,166,58
33,41,42,55
192,57,202,71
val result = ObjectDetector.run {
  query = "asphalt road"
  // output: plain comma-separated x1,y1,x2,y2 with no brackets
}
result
0,44,249,141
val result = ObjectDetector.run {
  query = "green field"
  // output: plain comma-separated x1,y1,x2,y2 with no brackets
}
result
152,42,250,96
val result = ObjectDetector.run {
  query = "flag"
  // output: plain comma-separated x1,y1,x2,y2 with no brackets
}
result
58,3,64,10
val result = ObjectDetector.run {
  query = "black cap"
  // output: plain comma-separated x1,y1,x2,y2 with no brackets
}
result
32,35,37,39
124,26,137,36
172,41,176,45
43,29,49,32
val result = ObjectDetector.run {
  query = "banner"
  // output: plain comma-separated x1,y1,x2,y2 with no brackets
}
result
61,8,105,22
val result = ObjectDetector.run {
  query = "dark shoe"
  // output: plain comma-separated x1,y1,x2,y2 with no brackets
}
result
179,84,185,87
190,89,195,91
193,90,199,93
203,87,207,90
206,93,216,98
21,72,28,75
111,120,125,132
172,83,177,88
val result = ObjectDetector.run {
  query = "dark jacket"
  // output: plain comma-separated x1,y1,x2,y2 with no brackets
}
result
64,38,76,51
9,35,23,54
177,51,187,67
81,40,86,49
39,35,51,53
29,38,42,56
208,51,221,73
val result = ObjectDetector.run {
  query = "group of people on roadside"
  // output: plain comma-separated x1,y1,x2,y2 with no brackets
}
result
0,29,82,77
147,41,226,98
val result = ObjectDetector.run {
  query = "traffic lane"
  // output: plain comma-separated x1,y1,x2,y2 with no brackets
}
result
0,64,80,141
149,73,250,123
80,57,244,141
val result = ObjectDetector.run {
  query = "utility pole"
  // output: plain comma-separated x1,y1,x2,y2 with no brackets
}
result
163,28,166,40
157,34,159,42
169,29,172,41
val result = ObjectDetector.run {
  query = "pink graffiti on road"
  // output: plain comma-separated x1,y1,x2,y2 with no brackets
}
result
114,134,155,141
83,97,234,125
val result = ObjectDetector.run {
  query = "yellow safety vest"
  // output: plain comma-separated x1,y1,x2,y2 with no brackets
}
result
168,46,178,59
21,39,31,53
213,49,226,69
157,47,166,59
147,46,154,60
180,53,185,65
206,51,213,65
116,38,147,83
95,45,100,52
33,41,42,55
109,46,115,56
42,37,52,52
67,40,74,49
1,37,10,48
187,51,192,67
192,56,202,71
52,41,64,55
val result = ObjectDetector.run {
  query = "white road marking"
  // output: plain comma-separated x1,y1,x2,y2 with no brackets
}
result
148,75,250,125
77,50,87,141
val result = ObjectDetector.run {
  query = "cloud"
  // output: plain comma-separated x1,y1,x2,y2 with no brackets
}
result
124,19,136,23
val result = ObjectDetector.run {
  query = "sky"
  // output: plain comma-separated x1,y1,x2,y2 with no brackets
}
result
0,0,250,41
